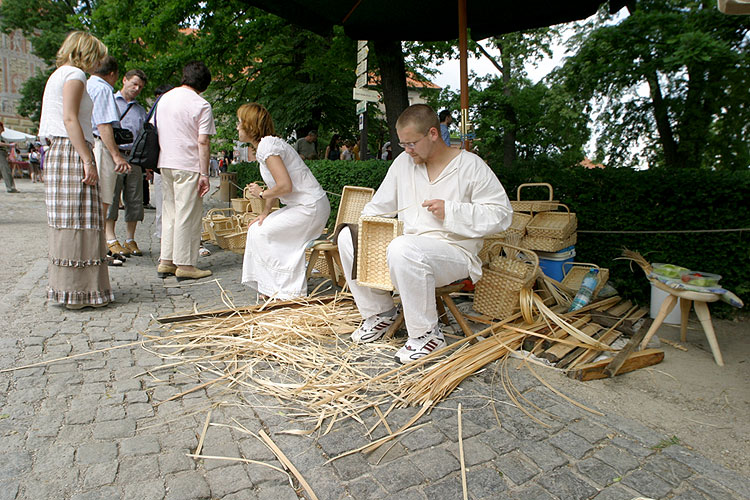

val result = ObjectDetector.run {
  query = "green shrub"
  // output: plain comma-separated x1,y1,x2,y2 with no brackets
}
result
231,159,749,317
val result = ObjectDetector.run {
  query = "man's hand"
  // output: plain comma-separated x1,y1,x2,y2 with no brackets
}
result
113,152,131,174
422,199,446,220
197,176,210,197
82,162,98,186
145,169,154,181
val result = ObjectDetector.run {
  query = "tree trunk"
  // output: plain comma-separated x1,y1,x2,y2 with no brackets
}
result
646,71,680,168
373,39,409,158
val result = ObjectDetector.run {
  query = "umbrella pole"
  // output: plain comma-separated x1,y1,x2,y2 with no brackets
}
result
458,0,470,151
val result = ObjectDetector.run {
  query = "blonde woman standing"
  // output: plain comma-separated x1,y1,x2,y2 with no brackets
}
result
237,103,330,299
39,31,114,309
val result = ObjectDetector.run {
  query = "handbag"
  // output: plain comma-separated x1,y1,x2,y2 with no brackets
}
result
128,96,162,172
113,102,135,145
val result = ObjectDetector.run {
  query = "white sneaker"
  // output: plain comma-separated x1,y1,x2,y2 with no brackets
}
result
351,307,398,343
395,327,446,364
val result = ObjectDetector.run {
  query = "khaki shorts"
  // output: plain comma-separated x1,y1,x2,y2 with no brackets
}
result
94,138,117,205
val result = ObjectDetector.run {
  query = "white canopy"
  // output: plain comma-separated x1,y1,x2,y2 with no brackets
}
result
1,127,37,143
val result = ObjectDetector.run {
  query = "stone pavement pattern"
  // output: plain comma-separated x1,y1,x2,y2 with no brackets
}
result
0,179,748,500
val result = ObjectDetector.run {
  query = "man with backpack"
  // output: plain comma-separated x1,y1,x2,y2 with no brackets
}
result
110,69,148,256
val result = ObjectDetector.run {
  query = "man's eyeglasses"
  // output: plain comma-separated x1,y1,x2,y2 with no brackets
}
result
398,133,428,150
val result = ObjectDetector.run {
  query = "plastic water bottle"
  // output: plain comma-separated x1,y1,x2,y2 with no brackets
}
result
568,268,600,312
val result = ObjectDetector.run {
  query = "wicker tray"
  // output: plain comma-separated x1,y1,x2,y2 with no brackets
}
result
526,204,577,239
561,262,609,296
511,183,558,213
521,232,577,253
337,186,376,226
474,242,539,319
356,216,404,291
498,212,533,239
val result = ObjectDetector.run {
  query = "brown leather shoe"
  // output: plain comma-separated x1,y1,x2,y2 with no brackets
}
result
157,263,177,278
175,268,212,281
108,240,131,257
123,240,143,256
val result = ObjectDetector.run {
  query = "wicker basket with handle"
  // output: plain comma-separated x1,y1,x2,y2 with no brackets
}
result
203,208,237,243
243,183,280,213
231,198,252,213
526,203,577,239
356,216,404,291
473,242,539,320
511,183,558,213
560,262,609,296
521,232,577,253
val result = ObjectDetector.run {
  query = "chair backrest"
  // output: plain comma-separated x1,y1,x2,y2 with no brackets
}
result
335,185,374,228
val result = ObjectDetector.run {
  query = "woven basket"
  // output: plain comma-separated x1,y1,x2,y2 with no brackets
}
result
305,247,333,275
215,227,247,252
474,242,539,319
498,212,533,239
526,204,577,239
356,216,404,291
511,183,558,213
231,198,252,213
521,232,577,253
203,208,237,243
242,184,279,213
561,262,609,296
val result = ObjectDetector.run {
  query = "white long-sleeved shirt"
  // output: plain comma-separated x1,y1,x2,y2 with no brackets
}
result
362,150,513,282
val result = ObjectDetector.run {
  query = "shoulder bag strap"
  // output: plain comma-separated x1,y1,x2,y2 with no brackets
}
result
119,101,135,121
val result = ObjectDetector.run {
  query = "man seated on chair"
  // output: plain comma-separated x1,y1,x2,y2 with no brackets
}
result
337,104,513,364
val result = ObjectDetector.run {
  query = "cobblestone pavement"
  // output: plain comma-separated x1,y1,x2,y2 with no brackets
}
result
1,178,748,500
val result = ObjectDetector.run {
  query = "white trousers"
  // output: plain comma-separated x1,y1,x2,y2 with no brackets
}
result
338,227,470,338
94,139,117,206
153,172,162,238
160,169,202,266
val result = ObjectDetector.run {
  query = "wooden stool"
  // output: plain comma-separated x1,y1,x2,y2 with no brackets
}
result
641,279,723,366
384,283,476,341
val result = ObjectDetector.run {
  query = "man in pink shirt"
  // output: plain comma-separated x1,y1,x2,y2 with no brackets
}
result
154,61,216,281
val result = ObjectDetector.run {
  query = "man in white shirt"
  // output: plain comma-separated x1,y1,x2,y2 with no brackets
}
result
88,56,132,259
337,104,513,364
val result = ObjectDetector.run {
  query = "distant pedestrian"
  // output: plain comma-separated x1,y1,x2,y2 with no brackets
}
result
293,130,318,160
439,110,452,147
0,122,19,193
325,134,341,161
38,31,114,309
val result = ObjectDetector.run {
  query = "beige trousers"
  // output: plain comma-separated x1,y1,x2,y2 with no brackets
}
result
160,168,202,266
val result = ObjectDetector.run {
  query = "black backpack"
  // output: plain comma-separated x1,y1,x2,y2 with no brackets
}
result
128,95,163,172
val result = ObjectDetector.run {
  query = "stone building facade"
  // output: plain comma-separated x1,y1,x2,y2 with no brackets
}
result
0,28,46,133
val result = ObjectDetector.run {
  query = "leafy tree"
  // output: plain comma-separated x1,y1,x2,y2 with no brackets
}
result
560,0,750,170
473,79,589,170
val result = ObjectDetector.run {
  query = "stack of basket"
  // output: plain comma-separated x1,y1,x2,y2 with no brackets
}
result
521,203,577,253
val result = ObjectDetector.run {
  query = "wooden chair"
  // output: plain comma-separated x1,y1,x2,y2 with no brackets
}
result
641,279,723,366
306,186,374,287
384,282,476,341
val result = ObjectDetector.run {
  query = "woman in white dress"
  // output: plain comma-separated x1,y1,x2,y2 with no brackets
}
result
238,103,330,299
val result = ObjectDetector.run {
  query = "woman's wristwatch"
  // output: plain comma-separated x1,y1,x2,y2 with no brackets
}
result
259,191,264,199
